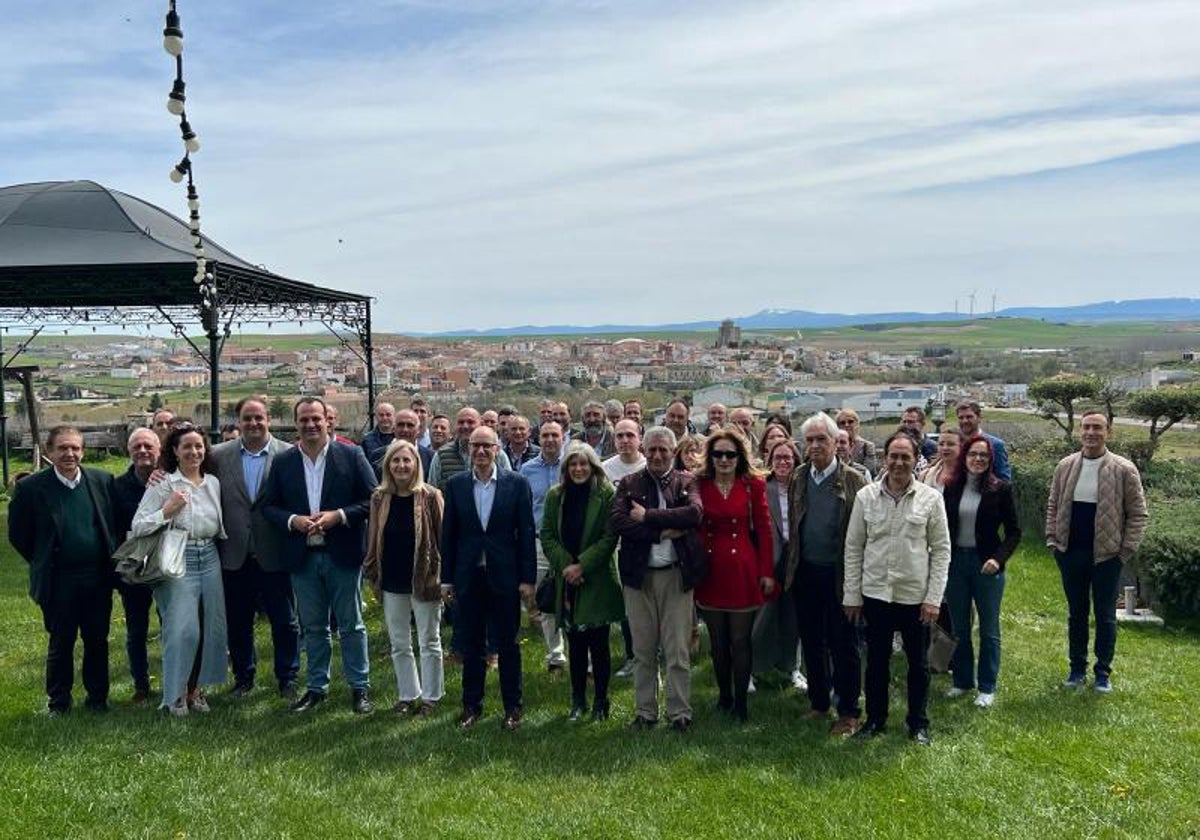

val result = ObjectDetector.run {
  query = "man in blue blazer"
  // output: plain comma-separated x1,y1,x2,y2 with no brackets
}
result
262,397,378,714
441,425,537,730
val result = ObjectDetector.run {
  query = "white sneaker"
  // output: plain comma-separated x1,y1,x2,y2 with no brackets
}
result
974,692,995,708
167,698,189,717
187,690,210,713
791,670,808,692
615,659,636,678
747,677,756,694
946,686,968,698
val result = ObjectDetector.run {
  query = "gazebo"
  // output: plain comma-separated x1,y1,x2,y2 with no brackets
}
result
0,180,375,473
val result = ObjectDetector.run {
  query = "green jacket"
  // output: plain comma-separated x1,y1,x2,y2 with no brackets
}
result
540,482,624,627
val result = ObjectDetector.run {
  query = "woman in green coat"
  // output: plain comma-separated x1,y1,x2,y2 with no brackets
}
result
541,441,624,721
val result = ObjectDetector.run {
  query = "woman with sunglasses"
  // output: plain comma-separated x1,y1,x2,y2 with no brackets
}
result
131,423,228,716
694,429,775,721
942,435,1021,707
834,409,877,475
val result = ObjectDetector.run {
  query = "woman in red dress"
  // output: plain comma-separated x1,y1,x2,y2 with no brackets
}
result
695,428,775,721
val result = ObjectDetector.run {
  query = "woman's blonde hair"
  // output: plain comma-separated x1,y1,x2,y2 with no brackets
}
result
697,427,765,480
375,439,426,495
558,441,610,492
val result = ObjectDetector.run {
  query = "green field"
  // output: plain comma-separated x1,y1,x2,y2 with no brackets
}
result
0,506,1196,838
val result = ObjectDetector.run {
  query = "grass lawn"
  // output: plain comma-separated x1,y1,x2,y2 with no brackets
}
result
0,515,1197,839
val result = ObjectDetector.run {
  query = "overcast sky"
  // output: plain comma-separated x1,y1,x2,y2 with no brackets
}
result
2,1,1198,332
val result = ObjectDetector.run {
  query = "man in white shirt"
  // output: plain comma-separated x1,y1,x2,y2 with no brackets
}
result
843,432,950,745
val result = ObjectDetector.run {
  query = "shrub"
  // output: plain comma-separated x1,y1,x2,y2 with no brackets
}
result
1138,500,1200,619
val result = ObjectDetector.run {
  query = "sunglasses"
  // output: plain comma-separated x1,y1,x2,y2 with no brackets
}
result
711,450,739,460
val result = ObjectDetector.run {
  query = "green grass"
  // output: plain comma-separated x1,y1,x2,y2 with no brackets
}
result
0,515,1198,838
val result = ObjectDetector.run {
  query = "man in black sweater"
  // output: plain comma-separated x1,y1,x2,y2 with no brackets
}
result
9,426,119,715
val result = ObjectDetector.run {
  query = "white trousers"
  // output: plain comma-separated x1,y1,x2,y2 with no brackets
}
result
382,592,445,703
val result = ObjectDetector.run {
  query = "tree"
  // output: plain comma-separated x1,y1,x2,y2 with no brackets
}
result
1028,375,1101,441
269,396,287,421
1127,386,1200,456
1096,378,1126,428
148,392,163,413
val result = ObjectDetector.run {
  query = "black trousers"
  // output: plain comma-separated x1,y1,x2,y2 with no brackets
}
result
223,559,301,689
794,563,861,718
41,573,113,711
862,597,929,731
458,567,523,714
114,578,154,692
700,607,757,716
567,625,612,708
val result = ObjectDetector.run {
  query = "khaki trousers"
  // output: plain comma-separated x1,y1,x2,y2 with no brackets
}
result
623,567,693,723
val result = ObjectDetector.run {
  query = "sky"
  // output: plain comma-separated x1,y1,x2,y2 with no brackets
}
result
2,0,1199,333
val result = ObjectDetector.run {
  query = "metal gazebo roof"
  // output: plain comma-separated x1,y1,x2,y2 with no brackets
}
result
0,179,377,448
0,180,370,325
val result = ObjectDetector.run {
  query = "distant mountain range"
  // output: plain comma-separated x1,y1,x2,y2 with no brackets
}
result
424,297,1200,337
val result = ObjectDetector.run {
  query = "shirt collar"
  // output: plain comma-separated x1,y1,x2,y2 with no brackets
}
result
300,437,331,466
810,459,838,484
240,436,271,457
54,467,81,489
881,476,914,502
473,465,498,485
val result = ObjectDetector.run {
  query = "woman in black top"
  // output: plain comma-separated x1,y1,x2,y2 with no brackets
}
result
942,434,1021,708
363,440,446,716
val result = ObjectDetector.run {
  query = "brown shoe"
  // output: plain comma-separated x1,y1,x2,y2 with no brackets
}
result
486,654,499,671
415,701,437,719
457,708,482,730
831,716,861,737
392,700,415,717
502,707,523,731
804,708,832,722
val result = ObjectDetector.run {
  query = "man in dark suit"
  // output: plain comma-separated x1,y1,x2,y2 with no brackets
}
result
262,397,377,714
8,426,119,715
393,407,434,477
440,425,537,731
211,396,300,699
110,427,161,703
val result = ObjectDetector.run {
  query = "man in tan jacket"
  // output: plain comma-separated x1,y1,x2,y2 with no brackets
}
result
1046,411,1148,693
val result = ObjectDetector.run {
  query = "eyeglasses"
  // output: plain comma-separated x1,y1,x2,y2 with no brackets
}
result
469,442,495,450
711,450,739,460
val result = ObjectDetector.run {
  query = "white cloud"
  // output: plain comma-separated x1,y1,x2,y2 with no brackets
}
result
2,0,1199,330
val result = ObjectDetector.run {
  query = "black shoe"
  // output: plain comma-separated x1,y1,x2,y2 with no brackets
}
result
131,687,152,704
669,717,693,733
568,704,587,722
458,707,483,730
289,690,326,713
854,719,886,739
502,707,523,731
229,681,254,698
279,682,299,701
731,703,749,723
909,726,932,746
716,696,734,714
351,689,374,715
629,715,657,730
591,700,610,722
83,697,109,713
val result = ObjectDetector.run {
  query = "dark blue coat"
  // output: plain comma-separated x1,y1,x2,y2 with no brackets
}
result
262,440,376,570
440,469,537,597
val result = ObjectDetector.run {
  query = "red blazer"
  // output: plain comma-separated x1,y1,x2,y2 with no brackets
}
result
695,477,774,610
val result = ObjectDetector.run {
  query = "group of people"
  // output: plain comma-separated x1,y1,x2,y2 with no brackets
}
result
8,392,1147,743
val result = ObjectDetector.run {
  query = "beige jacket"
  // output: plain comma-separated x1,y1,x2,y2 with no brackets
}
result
1045,450,1148,563
362,486,444,602
843,478,951,608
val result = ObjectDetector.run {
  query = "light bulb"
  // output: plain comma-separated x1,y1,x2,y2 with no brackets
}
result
163,10,184,56
167,79,186,115
180,120,200,153
169,166,184,183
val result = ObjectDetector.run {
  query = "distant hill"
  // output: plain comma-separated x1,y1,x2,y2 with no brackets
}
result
424,297,1200,336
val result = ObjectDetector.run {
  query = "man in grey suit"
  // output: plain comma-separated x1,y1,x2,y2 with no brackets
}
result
211,396,300,698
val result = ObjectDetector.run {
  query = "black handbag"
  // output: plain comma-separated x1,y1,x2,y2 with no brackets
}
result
534,576,557,615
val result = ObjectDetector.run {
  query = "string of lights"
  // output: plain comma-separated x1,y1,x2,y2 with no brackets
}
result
162,1,214,318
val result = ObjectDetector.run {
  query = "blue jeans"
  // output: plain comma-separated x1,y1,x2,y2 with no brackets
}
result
1055,549,1122,678
153,542,227,706
945,547,1005,693
291,552,369,693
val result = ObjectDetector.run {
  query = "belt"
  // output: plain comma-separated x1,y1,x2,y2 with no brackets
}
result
646,563,680,572
188,537,214,547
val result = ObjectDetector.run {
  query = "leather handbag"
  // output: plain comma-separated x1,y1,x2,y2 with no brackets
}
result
927,621,958,674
